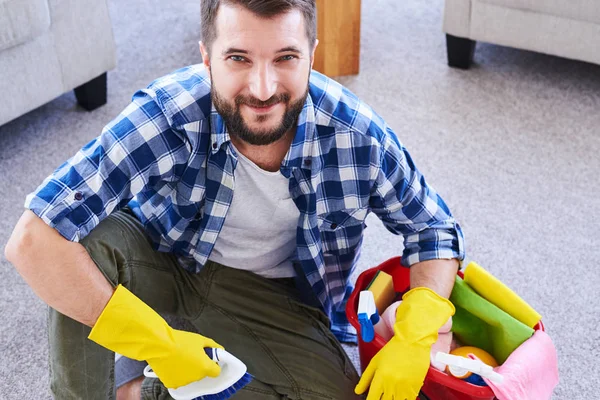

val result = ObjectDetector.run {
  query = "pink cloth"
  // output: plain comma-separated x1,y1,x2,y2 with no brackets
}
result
470,330,559,400
381,301,454,371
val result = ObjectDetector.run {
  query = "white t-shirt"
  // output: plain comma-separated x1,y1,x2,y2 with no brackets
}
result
208,145,299,278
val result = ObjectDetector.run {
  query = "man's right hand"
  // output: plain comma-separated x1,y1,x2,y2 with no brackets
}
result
89,285,223,389
147,329,223,389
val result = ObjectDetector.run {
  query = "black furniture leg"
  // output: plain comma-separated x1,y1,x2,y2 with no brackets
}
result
74,72,108,111
446,34,476,69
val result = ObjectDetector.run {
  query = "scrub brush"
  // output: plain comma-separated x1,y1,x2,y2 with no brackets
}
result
144,348,253,400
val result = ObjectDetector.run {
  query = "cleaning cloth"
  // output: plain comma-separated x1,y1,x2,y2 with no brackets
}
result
450,276,534,363
464,262,541,328
470,330,559,400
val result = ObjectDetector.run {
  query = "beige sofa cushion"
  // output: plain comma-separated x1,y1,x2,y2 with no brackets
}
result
481,0,600,25
0,0,50,51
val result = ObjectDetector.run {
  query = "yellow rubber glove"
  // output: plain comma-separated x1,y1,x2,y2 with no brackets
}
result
355,287,455,400
88,285,223,389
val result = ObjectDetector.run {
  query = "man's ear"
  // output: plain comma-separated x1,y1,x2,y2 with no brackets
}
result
310,39,319,70
199,41,211,70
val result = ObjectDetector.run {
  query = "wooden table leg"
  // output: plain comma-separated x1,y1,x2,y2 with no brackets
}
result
314,0,361,77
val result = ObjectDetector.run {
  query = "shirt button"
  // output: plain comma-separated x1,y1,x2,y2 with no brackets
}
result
74,192,83,201
212,143,218,149
330,223,338,229
304,159,311,166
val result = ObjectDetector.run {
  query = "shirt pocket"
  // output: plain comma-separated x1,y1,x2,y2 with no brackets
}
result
317,208,368,255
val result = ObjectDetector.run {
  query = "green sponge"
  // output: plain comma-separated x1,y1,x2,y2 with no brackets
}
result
450,276,534,363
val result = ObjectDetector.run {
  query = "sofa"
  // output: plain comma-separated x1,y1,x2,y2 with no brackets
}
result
443,0,600,69
0,0,117,126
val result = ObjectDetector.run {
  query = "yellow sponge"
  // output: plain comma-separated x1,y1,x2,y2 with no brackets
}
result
464,262,542,328
366,270,396,313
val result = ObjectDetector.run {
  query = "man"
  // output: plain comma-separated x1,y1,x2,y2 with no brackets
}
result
5,0,464,399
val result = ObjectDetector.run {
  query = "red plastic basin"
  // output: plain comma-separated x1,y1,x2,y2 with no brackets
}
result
346,257,544,400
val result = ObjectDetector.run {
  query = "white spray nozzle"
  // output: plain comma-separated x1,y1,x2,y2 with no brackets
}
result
358,290,377,318
434,352,504,384
357,290,381,343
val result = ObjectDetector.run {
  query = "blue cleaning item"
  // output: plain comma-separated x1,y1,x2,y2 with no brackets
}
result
357,290,381,342
144,348,253,400
464,373,488,387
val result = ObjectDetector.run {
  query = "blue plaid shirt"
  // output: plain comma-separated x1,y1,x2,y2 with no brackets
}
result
25,65,464,342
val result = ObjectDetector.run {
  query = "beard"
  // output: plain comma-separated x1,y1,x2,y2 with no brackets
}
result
211,77,309,146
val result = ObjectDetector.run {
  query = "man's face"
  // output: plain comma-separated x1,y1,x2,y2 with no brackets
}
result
200,4,317,146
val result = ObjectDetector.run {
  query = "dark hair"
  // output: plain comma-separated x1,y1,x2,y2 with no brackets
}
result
201,0,317,53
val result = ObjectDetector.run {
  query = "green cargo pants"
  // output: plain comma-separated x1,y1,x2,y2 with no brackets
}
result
48,208,361,399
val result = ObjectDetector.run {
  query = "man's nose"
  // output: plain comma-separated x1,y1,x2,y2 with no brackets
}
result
248,64,277,102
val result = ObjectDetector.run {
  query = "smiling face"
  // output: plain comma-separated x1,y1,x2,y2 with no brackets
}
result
200,3,318,146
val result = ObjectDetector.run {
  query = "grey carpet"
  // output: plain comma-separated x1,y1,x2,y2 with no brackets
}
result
1,0,599,398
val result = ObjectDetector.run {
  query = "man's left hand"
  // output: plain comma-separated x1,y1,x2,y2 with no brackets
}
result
354,287,456,400
354,333,430,400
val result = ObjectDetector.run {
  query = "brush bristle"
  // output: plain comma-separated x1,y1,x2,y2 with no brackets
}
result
193,373,253,400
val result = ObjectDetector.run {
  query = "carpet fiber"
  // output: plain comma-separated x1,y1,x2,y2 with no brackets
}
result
1,0,598,398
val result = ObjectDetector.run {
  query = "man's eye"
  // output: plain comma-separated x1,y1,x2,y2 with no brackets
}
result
278,55,297,62
230,55,247,62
